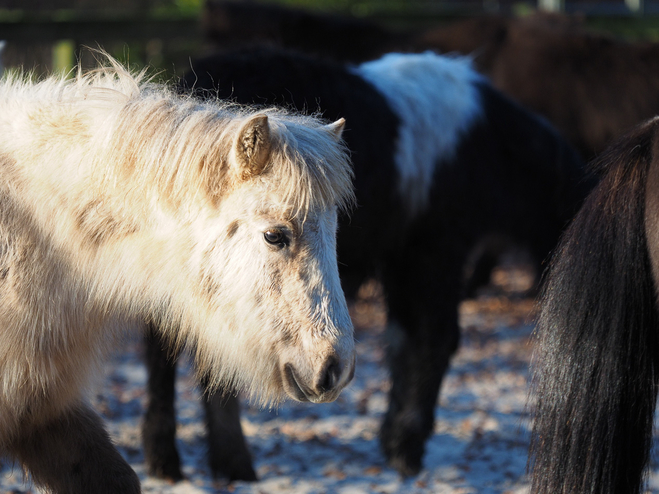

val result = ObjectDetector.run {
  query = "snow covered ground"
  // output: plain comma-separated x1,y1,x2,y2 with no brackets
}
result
2,264,659,494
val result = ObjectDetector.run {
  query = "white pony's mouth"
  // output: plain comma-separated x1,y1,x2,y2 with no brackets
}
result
283,364,311,402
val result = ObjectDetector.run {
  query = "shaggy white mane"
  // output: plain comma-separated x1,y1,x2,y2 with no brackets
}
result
0,57,354,218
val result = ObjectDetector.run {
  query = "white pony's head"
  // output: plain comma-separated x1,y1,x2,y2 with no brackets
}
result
184,112,356,404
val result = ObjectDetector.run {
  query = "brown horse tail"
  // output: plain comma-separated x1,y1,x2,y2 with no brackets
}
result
529,117,659,494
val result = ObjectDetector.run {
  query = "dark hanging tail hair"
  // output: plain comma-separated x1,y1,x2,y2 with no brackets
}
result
529,117,659,494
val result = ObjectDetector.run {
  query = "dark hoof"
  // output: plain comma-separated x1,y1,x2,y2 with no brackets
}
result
387,453,422,478
142,415,184,482
210,458,258,482
380,417,425,477
208,440,258,482
147,462,184,482
145,450,185,482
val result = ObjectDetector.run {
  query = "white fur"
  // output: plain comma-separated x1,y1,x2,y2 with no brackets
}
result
354,51,484,215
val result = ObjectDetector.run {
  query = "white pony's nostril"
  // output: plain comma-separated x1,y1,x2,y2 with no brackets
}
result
316,357,341,394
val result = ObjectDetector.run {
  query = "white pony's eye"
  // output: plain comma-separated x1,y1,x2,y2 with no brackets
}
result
264,229,288,248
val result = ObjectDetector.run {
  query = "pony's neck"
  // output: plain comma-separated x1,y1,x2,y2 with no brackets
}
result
0,91,205,321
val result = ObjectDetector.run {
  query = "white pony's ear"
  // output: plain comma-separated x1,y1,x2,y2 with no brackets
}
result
325,118,346,141
234,114,272,179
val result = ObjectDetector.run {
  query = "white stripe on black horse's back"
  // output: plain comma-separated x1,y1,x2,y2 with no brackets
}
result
353,52,484,216
150,47,589,480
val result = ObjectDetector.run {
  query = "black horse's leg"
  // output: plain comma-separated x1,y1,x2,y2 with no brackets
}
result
144,323,257,481
12,403,141,494
462,234,509,297
199,377,258,481
142,323,183,481
379,247,462,476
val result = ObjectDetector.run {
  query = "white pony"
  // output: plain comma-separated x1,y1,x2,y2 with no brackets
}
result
0,57,355,493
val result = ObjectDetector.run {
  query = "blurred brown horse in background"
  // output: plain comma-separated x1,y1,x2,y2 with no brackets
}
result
204,1,659,160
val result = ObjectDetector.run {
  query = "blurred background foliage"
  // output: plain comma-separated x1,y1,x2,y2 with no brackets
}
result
3,0,659,79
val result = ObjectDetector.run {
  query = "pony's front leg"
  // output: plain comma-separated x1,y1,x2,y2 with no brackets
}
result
142,324,184,481
199,379,257,481
143,325,257,482
379,253,462,476
11,403,140,494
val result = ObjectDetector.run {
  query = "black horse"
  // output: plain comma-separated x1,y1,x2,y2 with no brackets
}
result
143,47,590,480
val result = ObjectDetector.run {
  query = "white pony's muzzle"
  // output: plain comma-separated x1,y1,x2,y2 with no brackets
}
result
282,347,355,403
